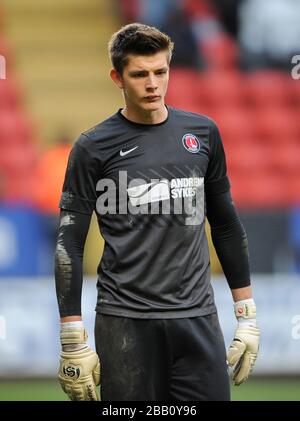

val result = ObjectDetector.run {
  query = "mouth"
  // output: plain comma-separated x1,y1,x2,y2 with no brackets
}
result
144,95,161,102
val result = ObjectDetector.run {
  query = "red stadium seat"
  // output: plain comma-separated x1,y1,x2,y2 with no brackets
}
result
118,0,139,22
288,175,300,206
270,144,300,174
201,34,239,71
197,71,244,108
211,107,257,147
166,68,202,110
2,171,36,203
184,0,216,19
231,172,289,208
226,143,272,176
290,78,300,106
243,71,291,108
0,143,37,173
0,111,33,144
0,78,20,109
254,106,300,144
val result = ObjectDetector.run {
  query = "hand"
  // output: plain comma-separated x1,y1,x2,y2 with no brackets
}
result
227,299,260,386
227,324,260,386
59,326,101,400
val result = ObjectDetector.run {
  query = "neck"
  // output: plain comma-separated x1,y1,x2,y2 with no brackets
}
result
122,105,168,125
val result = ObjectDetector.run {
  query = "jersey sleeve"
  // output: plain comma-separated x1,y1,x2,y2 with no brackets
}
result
205,120,230,196
59,134,99,215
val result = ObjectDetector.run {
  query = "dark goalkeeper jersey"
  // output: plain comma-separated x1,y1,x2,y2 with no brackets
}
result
59,107,230,318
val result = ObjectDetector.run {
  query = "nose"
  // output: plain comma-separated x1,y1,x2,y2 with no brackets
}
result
146,74,158,91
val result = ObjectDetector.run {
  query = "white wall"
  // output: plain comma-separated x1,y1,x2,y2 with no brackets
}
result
0,275,299,376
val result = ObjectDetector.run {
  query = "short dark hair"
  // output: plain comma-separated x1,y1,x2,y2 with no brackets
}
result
108,23,174,74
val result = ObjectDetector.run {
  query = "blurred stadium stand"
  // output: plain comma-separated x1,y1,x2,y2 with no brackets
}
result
1,0,120,143
0,0,117,275
1,0,299,276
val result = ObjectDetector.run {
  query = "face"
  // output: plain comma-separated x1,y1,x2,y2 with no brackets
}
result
111,51,169,115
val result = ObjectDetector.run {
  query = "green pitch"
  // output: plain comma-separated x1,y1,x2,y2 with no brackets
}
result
0,378,299,401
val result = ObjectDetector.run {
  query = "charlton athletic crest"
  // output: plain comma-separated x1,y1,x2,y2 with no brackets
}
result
182,133,200,153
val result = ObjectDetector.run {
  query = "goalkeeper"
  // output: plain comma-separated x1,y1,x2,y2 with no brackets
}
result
54,23,259,401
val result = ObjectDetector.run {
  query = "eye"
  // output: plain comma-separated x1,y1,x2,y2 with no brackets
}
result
132,73,145,78
156,70,167,75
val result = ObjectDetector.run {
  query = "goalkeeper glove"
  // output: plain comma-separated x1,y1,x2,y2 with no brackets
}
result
59,323,101,400
227,298,260,386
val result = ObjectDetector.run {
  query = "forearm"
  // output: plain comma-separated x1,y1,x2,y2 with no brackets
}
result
231,285,253,302
55,210,91,318
206,190,250,289
61,315,83,322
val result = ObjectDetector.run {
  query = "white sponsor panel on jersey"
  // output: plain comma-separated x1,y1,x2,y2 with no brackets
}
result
127,179,170,206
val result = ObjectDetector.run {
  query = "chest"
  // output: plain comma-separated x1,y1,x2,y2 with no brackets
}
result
101,129,210,183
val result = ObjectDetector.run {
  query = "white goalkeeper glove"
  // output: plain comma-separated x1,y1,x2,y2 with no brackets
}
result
59,322,101,400
227,298,260,386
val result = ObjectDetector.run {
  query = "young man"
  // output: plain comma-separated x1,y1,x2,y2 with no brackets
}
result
55,23,260,401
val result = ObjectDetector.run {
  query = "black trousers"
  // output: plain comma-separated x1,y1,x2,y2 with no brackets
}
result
95,313,230,401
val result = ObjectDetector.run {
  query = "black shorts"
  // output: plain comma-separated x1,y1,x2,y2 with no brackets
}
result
95,313,230,401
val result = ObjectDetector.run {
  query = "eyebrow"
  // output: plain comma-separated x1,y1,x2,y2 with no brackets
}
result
128,67,168,75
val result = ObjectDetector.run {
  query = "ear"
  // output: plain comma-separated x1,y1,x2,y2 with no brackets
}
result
110,68,124,89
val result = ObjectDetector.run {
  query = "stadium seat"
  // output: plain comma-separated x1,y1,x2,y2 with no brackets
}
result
0,78,20,110
231,173,289,208
243,71,291,108
119,0,139,22
184,0,215,18
201,34,239,71
0,111,33,145
270,144,300,174
212,107,257,147
2,171,36,203
197,71,244,108
290,78,300,106
0,144,37,173
254,106,300,144
288,175,300,206
167,68,202,109
226,143,271,176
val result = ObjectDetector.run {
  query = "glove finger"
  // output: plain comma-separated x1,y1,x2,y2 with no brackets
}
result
233,352,251,386
64,382,99,401
93,361,101,386
85,382,100,401
227,339,246,367
58,377,67,394
65,384,85,401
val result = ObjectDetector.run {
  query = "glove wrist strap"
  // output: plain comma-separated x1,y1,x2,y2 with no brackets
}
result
60,327,88,346
62,343,88,352
234,298,256,319
234,298,257,326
